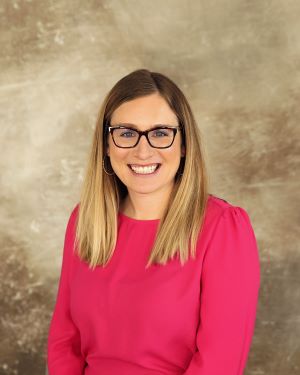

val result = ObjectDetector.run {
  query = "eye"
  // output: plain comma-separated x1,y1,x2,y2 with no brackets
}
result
151,128,173,138
119,129,136,137
153,130,169,137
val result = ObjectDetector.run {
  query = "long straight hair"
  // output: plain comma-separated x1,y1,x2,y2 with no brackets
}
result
75,69,210,269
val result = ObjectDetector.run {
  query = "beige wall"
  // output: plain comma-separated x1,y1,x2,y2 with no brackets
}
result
1,0,299,374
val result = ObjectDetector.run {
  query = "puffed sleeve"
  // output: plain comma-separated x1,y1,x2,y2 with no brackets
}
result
47,205,86,375
183,206,261,375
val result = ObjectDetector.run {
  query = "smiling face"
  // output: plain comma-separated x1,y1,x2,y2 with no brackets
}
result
106,93,185,210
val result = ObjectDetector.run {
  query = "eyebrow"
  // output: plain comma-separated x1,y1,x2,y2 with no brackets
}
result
110,122,177,130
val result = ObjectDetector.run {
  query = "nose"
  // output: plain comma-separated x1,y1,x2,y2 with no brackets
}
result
133,134,154,157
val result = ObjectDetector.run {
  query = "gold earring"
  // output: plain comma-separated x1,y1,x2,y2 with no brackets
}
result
102,155,115,175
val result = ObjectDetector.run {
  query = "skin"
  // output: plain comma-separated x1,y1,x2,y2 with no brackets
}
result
107,93,185,220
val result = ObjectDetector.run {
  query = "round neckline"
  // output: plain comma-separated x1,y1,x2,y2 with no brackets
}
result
118,211,160,223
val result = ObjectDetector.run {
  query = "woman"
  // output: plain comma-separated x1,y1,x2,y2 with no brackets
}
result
47,69,260,375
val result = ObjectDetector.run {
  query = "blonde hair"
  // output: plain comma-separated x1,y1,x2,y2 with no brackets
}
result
75,68,210,270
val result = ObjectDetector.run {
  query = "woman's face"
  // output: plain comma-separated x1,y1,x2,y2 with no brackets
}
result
106,93,185,197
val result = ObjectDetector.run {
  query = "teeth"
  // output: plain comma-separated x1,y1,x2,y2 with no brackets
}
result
130,164,159,174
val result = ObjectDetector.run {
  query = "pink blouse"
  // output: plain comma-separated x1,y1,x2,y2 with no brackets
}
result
47,194,260,374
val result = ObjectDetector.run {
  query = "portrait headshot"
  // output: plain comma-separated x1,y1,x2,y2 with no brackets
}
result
47,69,260,374
1,1,299,375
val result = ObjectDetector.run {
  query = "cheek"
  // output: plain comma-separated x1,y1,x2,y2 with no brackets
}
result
163,145,181,164
109,147,130,166
107,138,124,159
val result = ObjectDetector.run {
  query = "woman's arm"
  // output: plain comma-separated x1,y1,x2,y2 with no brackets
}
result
47,205,86,375
183,206,261,375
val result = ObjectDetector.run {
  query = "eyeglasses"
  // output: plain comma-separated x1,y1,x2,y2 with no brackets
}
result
107,125,183,149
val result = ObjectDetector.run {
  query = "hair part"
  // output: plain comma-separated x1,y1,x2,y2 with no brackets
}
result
75,68,210,270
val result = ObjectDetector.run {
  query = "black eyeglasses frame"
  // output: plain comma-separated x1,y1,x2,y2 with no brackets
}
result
106,125,183,149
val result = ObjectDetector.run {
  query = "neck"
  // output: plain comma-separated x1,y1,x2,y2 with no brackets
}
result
120,185,174,220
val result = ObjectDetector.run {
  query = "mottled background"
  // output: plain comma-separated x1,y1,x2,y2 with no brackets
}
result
1,0,299,374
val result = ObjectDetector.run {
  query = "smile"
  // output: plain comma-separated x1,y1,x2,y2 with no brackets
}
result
128,163,161,175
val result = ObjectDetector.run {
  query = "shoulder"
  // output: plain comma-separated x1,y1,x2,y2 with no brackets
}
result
203,194,253,240
207,194,231,212
206,194,250,219
64,203,80,237
205,194,233,225
70,202,80,220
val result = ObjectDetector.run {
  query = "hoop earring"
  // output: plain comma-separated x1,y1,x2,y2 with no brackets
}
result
102,155,115,175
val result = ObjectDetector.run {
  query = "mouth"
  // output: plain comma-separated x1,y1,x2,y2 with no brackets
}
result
127,163,161,176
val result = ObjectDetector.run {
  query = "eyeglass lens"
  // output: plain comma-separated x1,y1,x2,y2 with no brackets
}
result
112,128,175,148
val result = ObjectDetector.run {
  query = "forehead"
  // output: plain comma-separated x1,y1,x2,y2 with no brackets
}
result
110,94,178,129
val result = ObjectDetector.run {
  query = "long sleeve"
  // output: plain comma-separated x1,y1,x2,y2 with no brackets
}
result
184,206,261,375
47,205,86,375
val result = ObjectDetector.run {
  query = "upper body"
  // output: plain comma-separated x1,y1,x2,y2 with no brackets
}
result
47,194,261,375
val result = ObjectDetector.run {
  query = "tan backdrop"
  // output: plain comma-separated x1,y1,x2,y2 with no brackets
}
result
1,0,299,374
